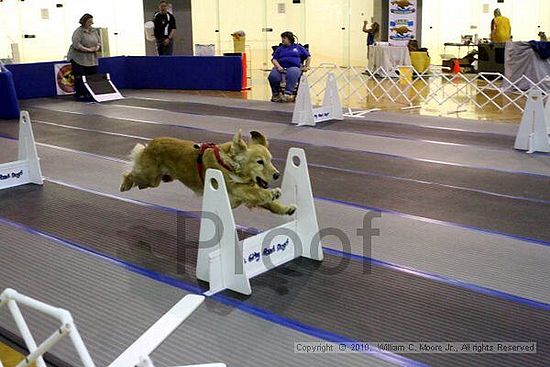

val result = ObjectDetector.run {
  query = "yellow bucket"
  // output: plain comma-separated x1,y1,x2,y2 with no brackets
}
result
410,51,431,73
399,67,413,84
233,37,246,53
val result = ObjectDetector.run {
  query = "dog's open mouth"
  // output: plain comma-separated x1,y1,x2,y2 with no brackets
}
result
256,177,269,189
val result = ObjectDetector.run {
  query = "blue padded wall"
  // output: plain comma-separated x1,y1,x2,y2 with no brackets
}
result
98,56,128,89
4,56,242,102
0,65,21,119
126,56,242,90
5,61,64,99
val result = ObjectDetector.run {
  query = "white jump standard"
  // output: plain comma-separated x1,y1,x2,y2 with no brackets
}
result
0,111,43,190
514,89,550,153
292,72,344,126
196,148,324,296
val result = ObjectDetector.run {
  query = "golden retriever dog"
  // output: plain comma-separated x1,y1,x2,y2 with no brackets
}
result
120,130,296,216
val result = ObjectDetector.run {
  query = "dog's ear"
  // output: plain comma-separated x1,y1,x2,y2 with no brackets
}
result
231,129,247,155
249,131,268,147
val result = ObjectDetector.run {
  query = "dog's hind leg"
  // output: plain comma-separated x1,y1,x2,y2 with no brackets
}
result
133,152,164,190
162,174,174,182
137,173,162,189
120,172,135,192
121,144,164,191
120,170,161,191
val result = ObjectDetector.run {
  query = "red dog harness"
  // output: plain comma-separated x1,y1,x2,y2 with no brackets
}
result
196,143,233,183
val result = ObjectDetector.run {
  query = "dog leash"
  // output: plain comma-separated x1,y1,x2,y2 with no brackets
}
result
196,143,233,183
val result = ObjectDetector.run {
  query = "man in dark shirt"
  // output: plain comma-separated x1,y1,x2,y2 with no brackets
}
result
153,0,176,55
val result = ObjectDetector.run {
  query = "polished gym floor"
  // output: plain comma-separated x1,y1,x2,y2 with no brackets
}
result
0,342,27,367
0,88,548,367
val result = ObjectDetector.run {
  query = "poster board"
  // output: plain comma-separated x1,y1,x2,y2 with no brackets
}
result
388,0,417,46
54,63,75,95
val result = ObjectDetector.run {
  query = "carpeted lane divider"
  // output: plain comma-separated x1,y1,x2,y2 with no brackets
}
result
0,214,425,367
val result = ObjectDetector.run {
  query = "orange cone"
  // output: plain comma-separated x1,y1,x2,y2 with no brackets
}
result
452,59,461,74
241,53,251,90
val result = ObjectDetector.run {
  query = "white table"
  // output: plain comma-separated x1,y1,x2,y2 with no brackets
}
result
368,44,411,77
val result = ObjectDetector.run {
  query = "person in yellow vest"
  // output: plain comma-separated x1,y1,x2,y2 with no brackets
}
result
491,8,511,43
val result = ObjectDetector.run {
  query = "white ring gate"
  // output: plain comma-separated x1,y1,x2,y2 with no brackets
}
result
304,65,550,114
196,148,324,296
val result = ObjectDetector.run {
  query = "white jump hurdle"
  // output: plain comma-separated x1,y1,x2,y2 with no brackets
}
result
291,72,343,127
0,111,43,190
196,148,323,296
0,288,225,367
514,89,550,153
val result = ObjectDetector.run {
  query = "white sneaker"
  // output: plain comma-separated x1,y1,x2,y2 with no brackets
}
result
282,94,295,103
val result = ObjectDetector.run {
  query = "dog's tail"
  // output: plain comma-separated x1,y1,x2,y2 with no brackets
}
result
129,143,146,163
121,143,147,191
124,143,146,174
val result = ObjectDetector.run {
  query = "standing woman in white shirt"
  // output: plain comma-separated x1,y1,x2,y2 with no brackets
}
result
67,13,101,100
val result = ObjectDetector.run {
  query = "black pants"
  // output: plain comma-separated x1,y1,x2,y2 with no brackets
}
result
156,39,174,55
70,60,97,98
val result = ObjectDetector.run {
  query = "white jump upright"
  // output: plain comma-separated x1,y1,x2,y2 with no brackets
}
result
514,89,550,153
0,111,43,190
545,91,550,134
0,288,225,367
291,72,343,126
196,147,323,296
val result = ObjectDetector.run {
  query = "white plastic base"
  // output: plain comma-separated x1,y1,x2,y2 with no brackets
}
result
514,89,550,153
109,295,225,367
0,111,43,190
292,72,344,126
196,148,323,296
344,107,381,118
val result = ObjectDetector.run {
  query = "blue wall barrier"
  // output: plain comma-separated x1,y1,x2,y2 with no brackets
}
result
5,60,63,100
0,65,20,119
1,56,243,117
125,56,242,90
98,56,128,89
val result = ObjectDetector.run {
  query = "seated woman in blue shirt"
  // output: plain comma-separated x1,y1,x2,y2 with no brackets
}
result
269,31,311,102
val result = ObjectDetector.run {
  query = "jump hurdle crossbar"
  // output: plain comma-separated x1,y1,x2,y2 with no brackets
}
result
196,147,324,296
0,111,43,191
0,289,226,367
292,72,344,126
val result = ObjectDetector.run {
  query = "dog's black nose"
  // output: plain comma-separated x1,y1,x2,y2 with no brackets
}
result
273,172,280,180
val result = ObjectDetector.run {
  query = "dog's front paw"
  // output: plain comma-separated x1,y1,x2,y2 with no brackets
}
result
286,204,297,215
271,188,282,200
